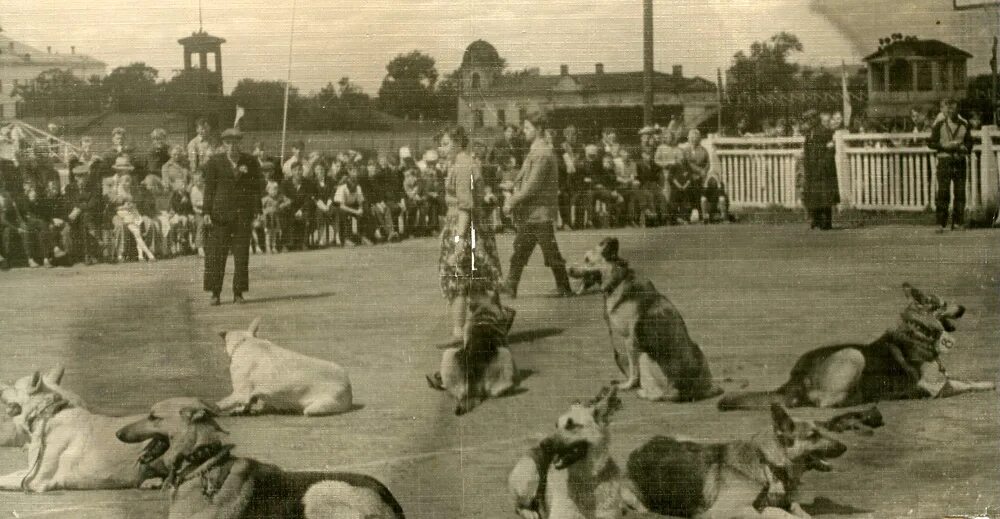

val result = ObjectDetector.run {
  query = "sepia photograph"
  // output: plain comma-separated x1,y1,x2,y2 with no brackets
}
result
0,0,998,517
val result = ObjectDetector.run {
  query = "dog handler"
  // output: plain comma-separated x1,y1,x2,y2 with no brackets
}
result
202,128,262,306
501,111,573,298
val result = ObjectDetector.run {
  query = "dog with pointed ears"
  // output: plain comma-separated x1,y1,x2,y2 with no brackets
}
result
0,366,166,491
116,397,405,518
508,386,646,519
216,317,353,416
568,237,722,402
625,404,847,519
719,283,996,411
427,287,519,415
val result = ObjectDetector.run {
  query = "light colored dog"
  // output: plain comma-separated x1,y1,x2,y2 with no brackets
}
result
0,367,165,491
217,317,353,416
508,386,644,519
116,397,405,519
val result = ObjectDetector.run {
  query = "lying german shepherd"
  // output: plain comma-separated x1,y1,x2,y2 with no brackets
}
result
116,397,406,519
427,287,519,415
626,404,846,519
719,283,996,411
568,237,722,402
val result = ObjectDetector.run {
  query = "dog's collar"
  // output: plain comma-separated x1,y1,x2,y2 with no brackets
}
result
600,260,630,296
23,395,69,434
168,443,235,498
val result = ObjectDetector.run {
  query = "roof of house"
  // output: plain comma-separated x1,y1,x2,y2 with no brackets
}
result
863,39,972,62
480,70,716,96
0,33,106,68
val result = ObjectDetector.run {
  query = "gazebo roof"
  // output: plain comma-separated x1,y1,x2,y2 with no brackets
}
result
864,39,972,62
178,31,226,47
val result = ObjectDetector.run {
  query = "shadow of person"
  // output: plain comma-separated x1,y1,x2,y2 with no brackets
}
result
801,496,874,516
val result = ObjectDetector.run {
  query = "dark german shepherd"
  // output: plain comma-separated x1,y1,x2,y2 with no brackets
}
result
719,283,995,410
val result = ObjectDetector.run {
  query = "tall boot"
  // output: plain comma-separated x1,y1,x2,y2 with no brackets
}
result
552,265,573,297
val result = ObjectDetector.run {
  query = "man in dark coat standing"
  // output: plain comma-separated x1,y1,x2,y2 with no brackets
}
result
501,111,572,298
801,110,840,230
927,98,973,231
203,128,262,305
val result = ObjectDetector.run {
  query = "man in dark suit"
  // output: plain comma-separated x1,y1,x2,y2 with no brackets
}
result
203,128,262,305
501,111,572,298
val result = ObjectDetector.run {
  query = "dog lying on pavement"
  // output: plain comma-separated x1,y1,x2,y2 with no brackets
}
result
217,317,353,416
718,283,996,411
427,287,519,415
0,366,166,491
568,237,722,402
116,397,405,519
625,404,847,519
508,386,645,519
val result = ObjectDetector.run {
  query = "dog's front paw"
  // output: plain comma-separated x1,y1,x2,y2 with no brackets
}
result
139,477,163,490
636,388,666,401
515,506,542,519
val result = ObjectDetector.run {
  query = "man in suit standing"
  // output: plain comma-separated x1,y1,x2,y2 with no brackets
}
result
501,111,572,298
203,128,262,306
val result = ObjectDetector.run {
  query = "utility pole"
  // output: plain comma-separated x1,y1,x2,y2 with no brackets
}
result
643,0,654,126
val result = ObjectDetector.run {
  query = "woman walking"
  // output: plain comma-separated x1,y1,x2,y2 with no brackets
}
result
801,110,840,230
437,126,504,341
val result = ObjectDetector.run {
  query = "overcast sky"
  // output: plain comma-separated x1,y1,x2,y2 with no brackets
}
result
1,0,994,95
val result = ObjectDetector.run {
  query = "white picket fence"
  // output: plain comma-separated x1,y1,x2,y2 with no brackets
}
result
703,126,1000,212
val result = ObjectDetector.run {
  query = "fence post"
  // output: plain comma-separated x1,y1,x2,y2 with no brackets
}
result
977,125,999,226
833,130,853,208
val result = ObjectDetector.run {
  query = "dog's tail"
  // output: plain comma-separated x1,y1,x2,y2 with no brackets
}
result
717,389,795,411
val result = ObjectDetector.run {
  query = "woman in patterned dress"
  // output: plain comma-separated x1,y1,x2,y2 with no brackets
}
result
437,126,504,341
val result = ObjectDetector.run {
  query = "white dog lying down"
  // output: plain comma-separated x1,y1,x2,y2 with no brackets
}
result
217,317,354,416
0,367,165,492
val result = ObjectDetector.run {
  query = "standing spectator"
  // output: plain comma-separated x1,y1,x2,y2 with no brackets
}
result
162,145,191,189
189,175,206,257
437,126,504,340
402,150,427,237
801,110,839,230
684,129,710,221
187,118,216,175
488,124,524,169
64,163,101,265
378,153,405,239
928,98,973,231
601,128,622,159
364,159,400,242
572,145,601,228
253,142,281,183
558,125,581,228
616,148,640,225
147,128,171,177
421,150,445,232
501,111,572,298
311,161,336,247
635,148,663,226
594,153,625,227
202,129,262,306
910,105,931,133
168,179,194,255
654,130,686,218
638,126,659,158
100,127,134,180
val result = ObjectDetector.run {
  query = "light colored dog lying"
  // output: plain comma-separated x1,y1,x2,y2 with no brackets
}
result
0,367,165,491
116,397,405,519
217,317,353,416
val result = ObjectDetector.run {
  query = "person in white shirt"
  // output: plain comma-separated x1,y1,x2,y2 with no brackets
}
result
333,165,368,245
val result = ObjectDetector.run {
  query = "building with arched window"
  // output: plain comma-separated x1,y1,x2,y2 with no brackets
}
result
864,37,971,119
457,40,719,138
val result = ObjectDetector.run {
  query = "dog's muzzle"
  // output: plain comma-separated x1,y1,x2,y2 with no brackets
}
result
5,403,21,417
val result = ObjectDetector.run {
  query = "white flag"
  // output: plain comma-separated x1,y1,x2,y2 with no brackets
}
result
234,106,246,128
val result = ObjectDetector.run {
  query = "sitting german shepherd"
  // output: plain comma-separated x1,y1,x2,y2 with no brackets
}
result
508,386,644,519
427,287,519,415
568,237,722,402
719,283,996,411
626,404,846,519
116,397,406,519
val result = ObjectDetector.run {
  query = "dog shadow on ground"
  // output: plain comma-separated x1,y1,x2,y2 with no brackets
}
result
245,291,337,305
434,327,564,350
801,497,873,516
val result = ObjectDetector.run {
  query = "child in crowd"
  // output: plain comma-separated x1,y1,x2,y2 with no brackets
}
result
259,181,290,254
189,175,206,257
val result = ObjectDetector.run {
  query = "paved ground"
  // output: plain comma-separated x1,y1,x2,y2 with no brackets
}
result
0,223,997,518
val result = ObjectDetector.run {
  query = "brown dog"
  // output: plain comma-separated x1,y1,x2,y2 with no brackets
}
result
116,398,405,518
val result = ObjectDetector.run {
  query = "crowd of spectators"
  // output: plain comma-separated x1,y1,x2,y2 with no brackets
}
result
0,117,735,270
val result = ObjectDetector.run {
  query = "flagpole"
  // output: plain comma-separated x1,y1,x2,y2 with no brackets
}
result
279,0,297,162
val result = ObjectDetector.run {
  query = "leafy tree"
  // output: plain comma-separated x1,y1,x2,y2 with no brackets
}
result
102,62,160,112
231,79,295,131
161,68,224,115
13,68,104,116
728,32,803,96
378,51,439,120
